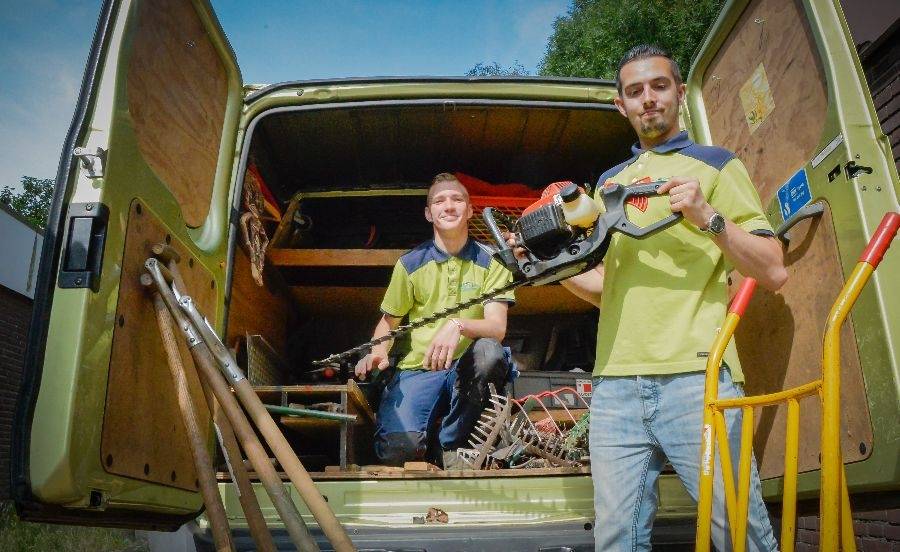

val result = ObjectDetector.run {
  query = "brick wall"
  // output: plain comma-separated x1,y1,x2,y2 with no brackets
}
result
861,19,900,171
0,285,32,500
793,507,900,551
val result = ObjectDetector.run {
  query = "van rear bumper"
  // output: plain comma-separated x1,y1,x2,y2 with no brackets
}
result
193,519,696,551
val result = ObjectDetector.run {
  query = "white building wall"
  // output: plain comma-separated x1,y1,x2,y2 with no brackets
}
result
0,204,44,299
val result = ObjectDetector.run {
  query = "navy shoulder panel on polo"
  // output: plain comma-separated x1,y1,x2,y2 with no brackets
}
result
454,239,494,269
596,157,637,186
470,241,495,269
639,130,694,154
399,241,441,275
679,143,736,171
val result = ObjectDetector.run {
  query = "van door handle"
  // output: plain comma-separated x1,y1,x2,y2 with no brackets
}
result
58,202,109,291
775,201,825,246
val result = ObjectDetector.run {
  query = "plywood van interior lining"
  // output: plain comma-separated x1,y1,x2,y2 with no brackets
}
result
700,0,827,204
251,105,635,198
733,206,873,478
127,0,228,228
103,201,217,490
702,0,872,479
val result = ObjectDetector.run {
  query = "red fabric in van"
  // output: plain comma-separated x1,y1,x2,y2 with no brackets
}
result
454,172,541,198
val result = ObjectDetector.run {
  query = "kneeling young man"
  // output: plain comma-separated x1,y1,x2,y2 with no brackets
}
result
355,173,515,468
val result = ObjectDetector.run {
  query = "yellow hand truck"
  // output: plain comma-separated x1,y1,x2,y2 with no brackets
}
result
695,211,900,551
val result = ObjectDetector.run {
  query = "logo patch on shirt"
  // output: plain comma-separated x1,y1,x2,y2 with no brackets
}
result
461,281,479,292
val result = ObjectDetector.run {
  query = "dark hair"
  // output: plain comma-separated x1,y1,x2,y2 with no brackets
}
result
431,172,459,186
427,172,468,203
615,45,682,95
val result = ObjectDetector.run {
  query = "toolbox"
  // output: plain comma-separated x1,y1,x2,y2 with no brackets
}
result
511,370,593,409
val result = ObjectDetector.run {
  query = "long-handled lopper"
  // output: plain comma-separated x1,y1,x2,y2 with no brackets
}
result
147,244,277,552
144,258,321,552
145,257,356,551
143,275,235,552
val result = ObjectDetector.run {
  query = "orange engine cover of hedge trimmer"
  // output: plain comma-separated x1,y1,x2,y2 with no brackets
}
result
521,181,585,216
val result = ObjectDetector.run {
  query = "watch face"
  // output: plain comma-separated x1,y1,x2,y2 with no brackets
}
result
709,213,726,234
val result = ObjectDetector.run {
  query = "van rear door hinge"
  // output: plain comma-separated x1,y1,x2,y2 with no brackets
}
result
73,146,106,178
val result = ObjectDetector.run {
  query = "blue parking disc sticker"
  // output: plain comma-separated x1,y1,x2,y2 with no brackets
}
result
777,168,812,220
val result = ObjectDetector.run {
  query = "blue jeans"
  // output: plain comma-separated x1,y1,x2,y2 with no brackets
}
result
374,338,510,465
589,370,779,551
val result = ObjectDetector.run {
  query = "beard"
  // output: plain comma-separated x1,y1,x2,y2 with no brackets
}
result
639,117,671,139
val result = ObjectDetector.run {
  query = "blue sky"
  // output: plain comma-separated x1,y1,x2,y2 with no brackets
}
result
0,0,570,194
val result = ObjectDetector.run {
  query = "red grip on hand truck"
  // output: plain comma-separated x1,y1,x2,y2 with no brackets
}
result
859,212,900,268
728,278,757,317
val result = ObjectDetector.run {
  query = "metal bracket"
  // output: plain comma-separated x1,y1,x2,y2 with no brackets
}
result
178,294,247,385
827,165,842,182
73,146,106,178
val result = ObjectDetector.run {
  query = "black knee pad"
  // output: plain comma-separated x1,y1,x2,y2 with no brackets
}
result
374,431,427,466
472,338,506,379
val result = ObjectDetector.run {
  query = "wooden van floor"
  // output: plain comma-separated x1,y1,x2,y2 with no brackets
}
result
216,464,590,481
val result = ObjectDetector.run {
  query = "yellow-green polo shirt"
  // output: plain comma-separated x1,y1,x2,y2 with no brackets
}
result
381,239,515,370
592,131,774,383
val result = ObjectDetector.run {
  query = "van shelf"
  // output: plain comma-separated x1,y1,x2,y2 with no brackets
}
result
268,248,405,267
254,382,376,469
254,382,375,424
217,465,591,480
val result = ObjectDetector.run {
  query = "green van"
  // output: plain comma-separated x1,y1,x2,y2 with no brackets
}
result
11,0,899,550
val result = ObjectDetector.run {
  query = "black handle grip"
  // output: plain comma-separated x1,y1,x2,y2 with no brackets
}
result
482,207,518,270
617,211,683,238
775,201,825,245
621,180,667,196
600,180,683,238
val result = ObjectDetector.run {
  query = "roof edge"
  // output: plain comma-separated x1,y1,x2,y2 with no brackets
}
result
244,75,616,104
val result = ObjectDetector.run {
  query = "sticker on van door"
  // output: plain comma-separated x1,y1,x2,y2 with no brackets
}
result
739,63,776,133
777,168,812,221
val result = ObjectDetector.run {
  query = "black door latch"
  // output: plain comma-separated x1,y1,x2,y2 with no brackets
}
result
58,202,109,291
845,161,873,180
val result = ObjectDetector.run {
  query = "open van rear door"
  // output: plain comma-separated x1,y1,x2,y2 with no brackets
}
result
685,0,900,496
12,0,241,527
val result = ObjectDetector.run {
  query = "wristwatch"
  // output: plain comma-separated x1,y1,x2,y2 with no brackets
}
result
703,210,726,235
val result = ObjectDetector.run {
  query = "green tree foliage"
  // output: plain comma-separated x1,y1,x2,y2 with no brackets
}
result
1,176,55,229
539,0,725,81
467,61,531,77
